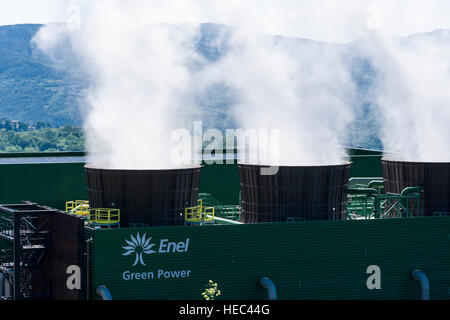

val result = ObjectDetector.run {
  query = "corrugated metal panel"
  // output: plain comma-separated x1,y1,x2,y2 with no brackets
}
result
0,149,380,211
40,211,86,300
383,160,450,216
90,217,450,300
85,166,202,227
239,164,351,222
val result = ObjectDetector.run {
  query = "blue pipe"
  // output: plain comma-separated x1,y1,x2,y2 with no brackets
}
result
412,270,430,300
260,277,277,300
96,285,112,300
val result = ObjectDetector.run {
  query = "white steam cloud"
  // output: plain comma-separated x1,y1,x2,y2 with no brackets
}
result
201,32,355,165
32,1,450,167
358,32,450,161
34,2,205,169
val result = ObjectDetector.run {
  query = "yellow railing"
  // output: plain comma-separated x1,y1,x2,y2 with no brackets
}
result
89,208,120,225
185,205,203,223
66,200,90,217
203,206,215,222
185,199,215,224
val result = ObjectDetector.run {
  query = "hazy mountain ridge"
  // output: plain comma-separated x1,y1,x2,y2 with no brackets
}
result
0,24,87,126
1,23,448,149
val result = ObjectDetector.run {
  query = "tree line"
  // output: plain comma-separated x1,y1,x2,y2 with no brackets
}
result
0,119,85,153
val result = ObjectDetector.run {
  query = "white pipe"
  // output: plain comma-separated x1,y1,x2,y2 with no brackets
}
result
96,285,112,300
211,216,243,225
412,270,430,300
260,277,277,300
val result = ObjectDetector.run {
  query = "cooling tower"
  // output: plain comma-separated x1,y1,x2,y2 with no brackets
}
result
238,163,351,223
382,159,450,216
85,165,201,227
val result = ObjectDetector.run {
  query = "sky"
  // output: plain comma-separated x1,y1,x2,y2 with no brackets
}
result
0,0,66,26
1,0,450,43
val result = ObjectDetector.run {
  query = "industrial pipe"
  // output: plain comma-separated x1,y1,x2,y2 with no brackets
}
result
96,285,112,300
367,180,384,190
412,270,430,300
346,187,379,197
400,186,424,217
0,272,4,298
400,186,424,198
260,277,277,300
3,270,12,298
210,215,244,225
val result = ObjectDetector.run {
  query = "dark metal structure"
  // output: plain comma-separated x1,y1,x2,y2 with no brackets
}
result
85,165,202,227
238,163,351,223
0,201,85,300
382,159,450,216
0,202,52,299
44,211,86,300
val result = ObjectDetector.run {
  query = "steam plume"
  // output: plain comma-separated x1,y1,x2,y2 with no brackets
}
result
32,1,450,166
359,31,450,161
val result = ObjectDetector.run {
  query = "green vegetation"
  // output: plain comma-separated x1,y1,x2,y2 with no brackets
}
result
0,118,84,152
201,280,221,300
0,24,86,126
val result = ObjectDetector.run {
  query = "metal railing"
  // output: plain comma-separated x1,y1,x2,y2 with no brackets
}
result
66,200,90,217
185,200,215,225
346,181,422,220
198,193,241,221
89,208,120,227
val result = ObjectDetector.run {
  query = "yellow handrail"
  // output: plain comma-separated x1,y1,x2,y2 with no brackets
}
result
203,207,215,222
185,205,203,223
185,201,215,224
66,200,90,217
89,208,120,225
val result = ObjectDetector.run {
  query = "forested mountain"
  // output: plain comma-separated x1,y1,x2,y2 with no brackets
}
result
1,23,448,151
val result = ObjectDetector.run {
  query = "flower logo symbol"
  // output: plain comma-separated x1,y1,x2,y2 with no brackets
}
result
122,232,156,266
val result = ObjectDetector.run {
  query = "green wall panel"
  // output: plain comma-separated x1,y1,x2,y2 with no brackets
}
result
349,155,383,178
90,217,450,300
0,163,88,210
199,162,240,204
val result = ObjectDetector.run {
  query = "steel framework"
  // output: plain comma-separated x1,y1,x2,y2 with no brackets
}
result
0,202,53,300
